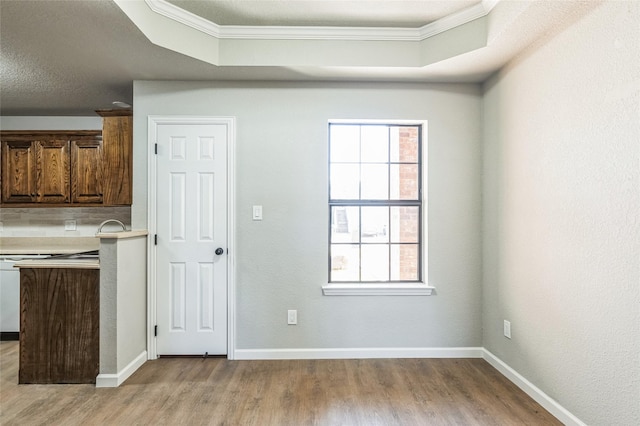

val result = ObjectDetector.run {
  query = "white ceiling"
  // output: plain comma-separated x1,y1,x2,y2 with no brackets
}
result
165,0,478,27
0,0,599,116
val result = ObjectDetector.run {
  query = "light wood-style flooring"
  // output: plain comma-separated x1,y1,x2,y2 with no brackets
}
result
1,341,560,425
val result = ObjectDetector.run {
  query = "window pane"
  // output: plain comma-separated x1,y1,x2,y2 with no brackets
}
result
331,244,360,282
361,164,388,199
390,126,419,163
390,164,419,200
361,206,389,243
331,206,359,243
330,164,359,199
328,123,422,284
390,206,419,243
361,245,389,281
390,244,419,281
390,127,400,163
361,126,388,163
330,125,360,163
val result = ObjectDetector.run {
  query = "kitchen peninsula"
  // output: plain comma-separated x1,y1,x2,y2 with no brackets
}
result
12,230,147,386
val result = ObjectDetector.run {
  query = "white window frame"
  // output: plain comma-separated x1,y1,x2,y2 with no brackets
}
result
322,119,435,296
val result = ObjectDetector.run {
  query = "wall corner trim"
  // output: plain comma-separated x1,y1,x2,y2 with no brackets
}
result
482,349,587,426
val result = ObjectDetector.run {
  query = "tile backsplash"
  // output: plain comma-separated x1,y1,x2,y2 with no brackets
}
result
0,207,131,237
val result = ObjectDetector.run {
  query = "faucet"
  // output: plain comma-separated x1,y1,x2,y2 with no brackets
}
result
97,219,128,234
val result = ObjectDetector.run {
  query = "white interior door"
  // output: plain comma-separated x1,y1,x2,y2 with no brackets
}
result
155,123,228,355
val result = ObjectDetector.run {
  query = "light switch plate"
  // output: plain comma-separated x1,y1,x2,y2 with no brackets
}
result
252,205,263,221
504,320,511,339
64,219,77,231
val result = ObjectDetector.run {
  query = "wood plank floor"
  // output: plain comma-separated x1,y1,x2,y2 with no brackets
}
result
0,341,560,425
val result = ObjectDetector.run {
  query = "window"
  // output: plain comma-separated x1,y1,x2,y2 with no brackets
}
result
327,122,431,295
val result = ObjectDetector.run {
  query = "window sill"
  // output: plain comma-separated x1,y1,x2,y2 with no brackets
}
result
322,283,435,296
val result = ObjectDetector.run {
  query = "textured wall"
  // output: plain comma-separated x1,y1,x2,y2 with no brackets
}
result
482,2,640,424
133,82,483,350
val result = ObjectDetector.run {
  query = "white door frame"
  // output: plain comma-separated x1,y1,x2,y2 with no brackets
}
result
147,116,236,360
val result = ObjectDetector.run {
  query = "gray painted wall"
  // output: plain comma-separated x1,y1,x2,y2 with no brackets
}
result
133,82,483,350
116,236,147,371
99,239,118,374
482,2,640,425
99,236,147,375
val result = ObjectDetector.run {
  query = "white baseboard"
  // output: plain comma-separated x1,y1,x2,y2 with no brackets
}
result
234,347,484,360
96,350,147,388
482,349,586,426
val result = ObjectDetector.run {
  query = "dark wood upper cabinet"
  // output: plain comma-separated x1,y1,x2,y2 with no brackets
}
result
97,109,132,206
1,138,71,204
0,109,132,207
1,139,37,203
71,139,103,204
36,139,70,203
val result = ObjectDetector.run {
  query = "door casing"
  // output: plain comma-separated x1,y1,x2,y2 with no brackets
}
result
147,116,236,360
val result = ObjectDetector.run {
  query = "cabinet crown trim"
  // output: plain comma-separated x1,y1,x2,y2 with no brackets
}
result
1,131,102,138
95,109,132,117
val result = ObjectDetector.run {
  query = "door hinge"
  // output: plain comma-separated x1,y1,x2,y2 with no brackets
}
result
155,143,158,154
154,325,158,337
154,234,158,245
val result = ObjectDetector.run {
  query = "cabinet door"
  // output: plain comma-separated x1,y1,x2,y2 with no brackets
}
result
71,139,103,203
19,268,100,384
35,140,70,203
1,140,37,203
102,114,132,205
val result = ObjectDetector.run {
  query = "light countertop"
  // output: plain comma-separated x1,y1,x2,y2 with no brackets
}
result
96,230,148,239
0,237,99,255
0,231,148,255
14,258,100,269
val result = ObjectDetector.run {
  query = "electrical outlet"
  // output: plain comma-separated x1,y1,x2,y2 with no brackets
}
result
287,310,297,325
504,320,511,339
64,219,77,231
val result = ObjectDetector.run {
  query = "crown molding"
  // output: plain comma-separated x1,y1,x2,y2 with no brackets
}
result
419,0,500,39
145,0,500,42
145,0,222,38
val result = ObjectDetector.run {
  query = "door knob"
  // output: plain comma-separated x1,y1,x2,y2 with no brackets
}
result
215,248,224,255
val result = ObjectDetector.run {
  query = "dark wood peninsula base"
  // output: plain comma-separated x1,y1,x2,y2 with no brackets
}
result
19,267,99,384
